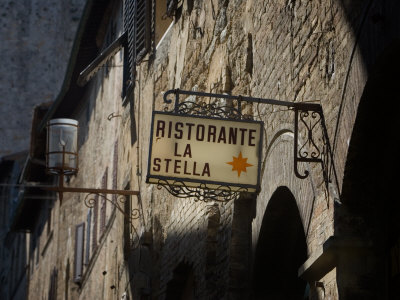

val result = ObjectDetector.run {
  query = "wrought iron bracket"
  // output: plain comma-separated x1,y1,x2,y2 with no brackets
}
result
159,89,339,197
293,103,337,193
43,175,142,247
44,173,140,202
83,192,141,249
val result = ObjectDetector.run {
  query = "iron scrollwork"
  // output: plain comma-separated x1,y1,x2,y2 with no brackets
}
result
174,101,242,119
155,179,248,202
84,193,141,247
298,110,322,160
293,103,333,187
163,89,253,120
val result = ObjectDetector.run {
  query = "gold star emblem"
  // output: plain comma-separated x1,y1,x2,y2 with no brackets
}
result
226,151,253,177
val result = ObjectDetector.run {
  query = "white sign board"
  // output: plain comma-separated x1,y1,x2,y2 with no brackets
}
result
147,112,263,193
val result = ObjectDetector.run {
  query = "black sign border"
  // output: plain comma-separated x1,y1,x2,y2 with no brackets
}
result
146,111,264,193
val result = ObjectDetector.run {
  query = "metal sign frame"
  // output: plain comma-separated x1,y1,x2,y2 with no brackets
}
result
146,111,264,199
146,89,339,202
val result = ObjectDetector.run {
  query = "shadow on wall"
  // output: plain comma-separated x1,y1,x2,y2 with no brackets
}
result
76,78,137,153
336,42,400,298
328,1,400,297
122,204,227,299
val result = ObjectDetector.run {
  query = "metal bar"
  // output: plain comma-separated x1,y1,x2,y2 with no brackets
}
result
164,89,296,108
77,32,127,86
43,186,140,196
296,158,323,163
293,102,322,112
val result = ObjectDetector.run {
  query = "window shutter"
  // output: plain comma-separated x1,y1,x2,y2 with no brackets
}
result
124,0,151,72
112,141,118,203
122,45,130,98
74,222,85,283
100,168,108,236
124,0,135,79
135,0,151,61
123,193,131,256
92,194,99,251
85,209,91,265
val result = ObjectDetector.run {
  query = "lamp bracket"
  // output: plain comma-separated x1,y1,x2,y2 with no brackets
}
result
43,175,142,248
84,192,142,249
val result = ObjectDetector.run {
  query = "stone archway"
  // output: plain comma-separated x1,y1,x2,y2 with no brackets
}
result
252,186,308,299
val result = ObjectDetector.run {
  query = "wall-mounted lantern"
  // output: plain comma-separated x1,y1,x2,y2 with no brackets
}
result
44,118,139,223
43,118,142,249
46,118,79,175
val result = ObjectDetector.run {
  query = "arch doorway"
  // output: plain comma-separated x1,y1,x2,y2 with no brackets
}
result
252,186,308,299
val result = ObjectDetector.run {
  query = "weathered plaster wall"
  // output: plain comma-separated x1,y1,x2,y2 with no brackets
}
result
24,3,128,298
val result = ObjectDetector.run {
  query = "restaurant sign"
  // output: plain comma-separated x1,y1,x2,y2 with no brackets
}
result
146,112,263,193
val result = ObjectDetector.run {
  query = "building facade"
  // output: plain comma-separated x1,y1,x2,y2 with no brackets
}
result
0,1,84,299
6,0,400,299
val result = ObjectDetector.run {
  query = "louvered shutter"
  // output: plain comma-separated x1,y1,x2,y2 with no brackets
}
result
124,0,151,72
124,0,135,89
92,194,98,251
100,168,108,236
85,209,91,265
74,223,85,283
112,141,118,203
135,0,151,61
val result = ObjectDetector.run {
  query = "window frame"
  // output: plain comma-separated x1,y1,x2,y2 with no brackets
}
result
74,222,85,283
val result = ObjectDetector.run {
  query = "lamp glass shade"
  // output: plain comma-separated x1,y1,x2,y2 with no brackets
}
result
46,118,78,175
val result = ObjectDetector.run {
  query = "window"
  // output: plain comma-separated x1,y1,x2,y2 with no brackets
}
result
46,199,53,236
74,222,85,283
123,0,152,93
123,183,132,257
48,268,58,300
92,194,99,252
100,168,108,237
124,0,151,63
35,233,40,265
112,141,118,202
85,209,92,265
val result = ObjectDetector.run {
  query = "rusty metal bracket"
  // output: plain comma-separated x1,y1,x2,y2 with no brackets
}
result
43,159,142,247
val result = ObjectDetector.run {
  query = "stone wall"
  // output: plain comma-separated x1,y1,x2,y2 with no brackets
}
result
0,0,85,158
130,0,399,298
